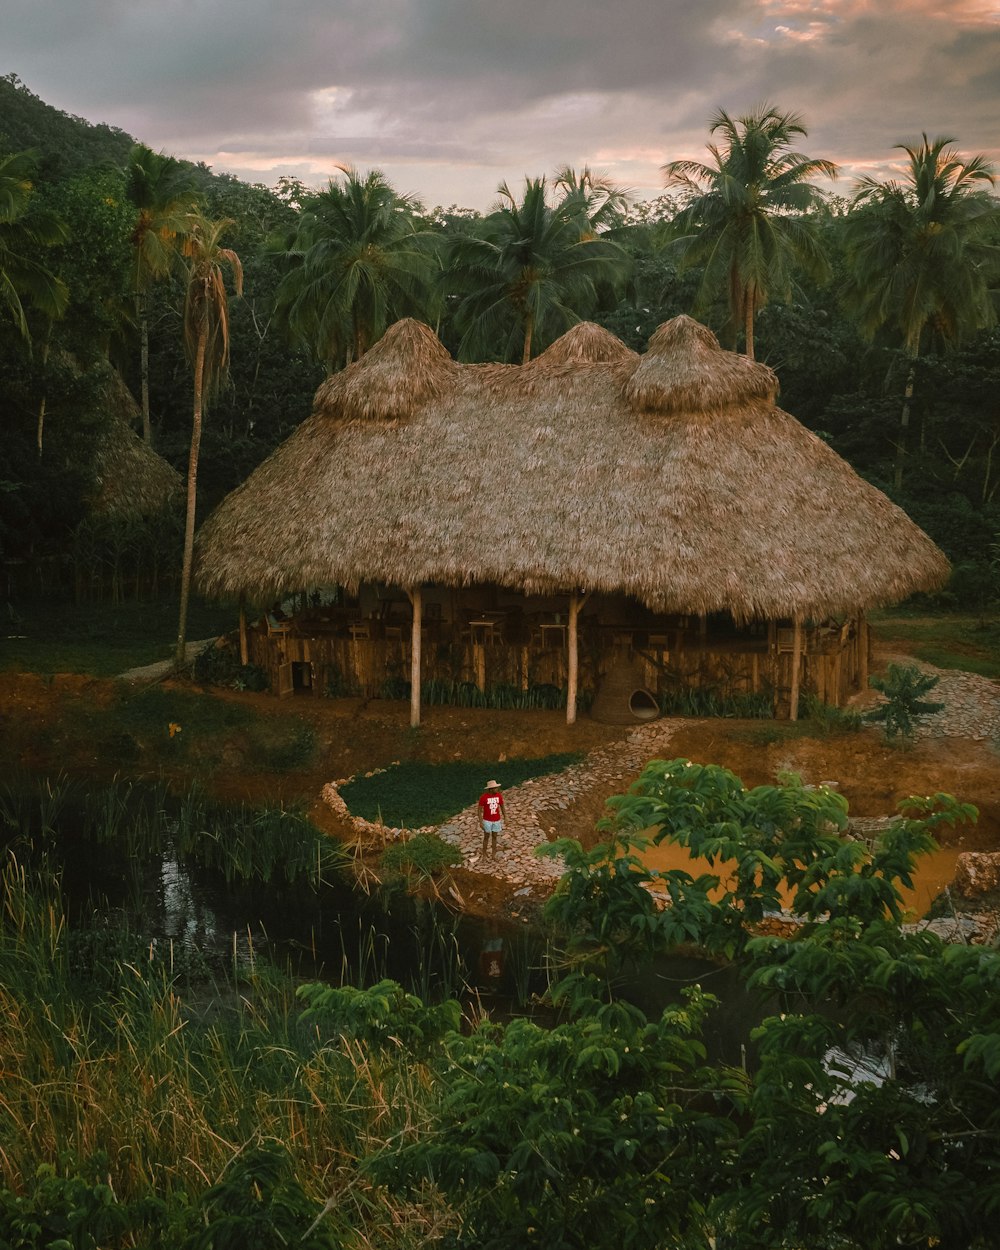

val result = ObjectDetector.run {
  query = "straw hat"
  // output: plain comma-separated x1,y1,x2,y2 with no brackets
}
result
485,779,501,790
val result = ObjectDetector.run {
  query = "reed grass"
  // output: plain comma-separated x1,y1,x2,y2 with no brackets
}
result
0,858,448,1245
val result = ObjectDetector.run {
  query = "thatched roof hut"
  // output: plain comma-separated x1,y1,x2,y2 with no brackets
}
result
195,315,947,623
90,366,182,519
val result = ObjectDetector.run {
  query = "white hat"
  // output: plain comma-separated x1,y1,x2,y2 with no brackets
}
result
485,779,501,789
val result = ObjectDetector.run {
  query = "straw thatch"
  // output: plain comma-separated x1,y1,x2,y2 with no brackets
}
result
194,316,949,620
313,317,460,423
90,366,183,519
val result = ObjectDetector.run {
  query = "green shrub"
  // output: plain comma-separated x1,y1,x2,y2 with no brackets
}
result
802,693,863,734
193,641,269,692
865,663,945,740
659,686,774,718
380,832,463,882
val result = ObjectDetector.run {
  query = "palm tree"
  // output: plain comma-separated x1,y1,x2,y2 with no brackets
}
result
663,104,837,359
125,144,199,443
446,176,629,363
175,214,243,667
273,166,439,370
843,135,1000,489
0,149,68,340
553,165,631,238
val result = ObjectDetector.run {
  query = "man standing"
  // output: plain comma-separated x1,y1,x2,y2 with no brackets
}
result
477,779,505,860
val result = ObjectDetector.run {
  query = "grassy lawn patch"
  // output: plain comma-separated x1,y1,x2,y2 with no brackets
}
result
2,598,238,677
871,609,1000,679
340,753,583,828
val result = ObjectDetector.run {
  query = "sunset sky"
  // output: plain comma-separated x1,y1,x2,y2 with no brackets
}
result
5,0,999,210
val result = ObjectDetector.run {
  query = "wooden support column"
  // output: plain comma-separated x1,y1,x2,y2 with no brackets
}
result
238,594,249,666
408,585,422,728
789,618,803,722
857,614,869,692
566,591,590,726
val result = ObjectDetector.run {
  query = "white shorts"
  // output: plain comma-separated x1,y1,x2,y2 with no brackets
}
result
482,820,503,834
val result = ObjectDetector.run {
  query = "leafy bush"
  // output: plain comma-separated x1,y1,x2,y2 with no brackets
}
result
659,686,774,718
298,978,461,1052
801,693,863,734
865,663,945,740
380,832,463,882
193,640,269,692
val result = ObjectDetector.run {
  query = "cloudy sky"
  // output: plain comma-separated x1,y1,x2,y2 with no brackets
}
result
5,0,999,211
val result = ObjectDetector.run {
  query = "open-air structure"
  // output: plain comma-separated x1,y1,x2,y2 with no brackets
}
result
194,315,949,726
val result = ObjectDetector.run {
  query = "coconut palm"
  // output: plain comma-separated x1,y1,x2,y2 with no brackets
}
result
553,165,631,238
175,213,243,667
273,166,439,370
125,144,199,443
663,104,837,359
843,135,1000,489
0,149,68,339
446,176,629,363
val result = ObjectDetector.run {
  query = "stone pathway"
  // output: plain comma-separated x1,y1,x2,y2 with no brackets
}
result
116,639,217,685
894,662,1000,742
432,719,685,886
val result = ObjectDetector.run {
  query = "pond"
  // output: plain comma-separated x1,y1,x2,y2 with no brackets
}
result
0,774,776,1063
635,829,960,921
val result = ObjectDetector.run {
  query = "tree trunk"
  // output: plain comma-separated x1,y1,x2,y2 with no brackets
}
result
176,322,206,667
35,324,52,457
744,293,755,361
893,355,918,494
522,312,534,365
138,293,152,446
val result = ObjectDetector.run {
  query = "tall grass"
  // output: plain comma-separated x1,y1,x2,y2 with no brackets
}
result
0,774,347,891
0,857,451,1245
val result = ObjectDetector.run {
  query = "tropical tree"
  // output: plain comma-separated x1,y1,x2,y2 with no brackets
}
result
0,148,68,340
663,103,837,359
125,143,199,443
273,166,439,370
175,213,242,667
553,165,631,237
446,176,629,363
842,134,1000,490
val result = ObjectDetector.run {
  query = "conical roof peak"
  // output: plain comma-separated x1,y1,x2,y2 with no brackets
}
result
315,318,459,422
625,314,778,415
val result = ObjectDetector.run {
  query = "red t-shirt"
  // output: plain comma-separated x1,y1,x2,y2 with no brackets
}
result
478,791,504,821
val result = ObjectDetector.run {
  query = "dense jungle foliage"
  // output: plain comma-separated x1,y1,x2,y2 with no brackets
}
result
1,75,999,611
1,762,997,1248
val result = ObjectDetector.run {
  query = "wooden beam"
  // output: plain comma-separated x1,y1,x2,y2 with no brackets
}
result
409,585,422,728
566,591,585,725
789,618,803,721
857,615,869,692
238,595,248,666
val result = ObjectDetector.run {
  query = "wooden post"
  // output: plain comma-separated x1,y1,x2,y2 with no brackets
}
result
857,615,869,693
566,591,589,726
475,642,486,691
238,595,249,666
409,585,422,728
789,618,803,721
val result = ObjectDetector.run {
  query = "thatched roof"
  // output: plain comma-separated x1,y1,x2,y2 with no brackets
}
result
194,316,949,619
90,365,183,519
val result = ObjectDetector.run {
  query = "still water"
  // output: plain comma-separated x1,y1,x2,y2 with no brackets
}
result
636,834,960,920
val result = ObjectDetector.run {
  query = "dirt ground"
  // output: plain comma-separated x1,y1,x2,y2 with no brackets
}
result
1,634,997,923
